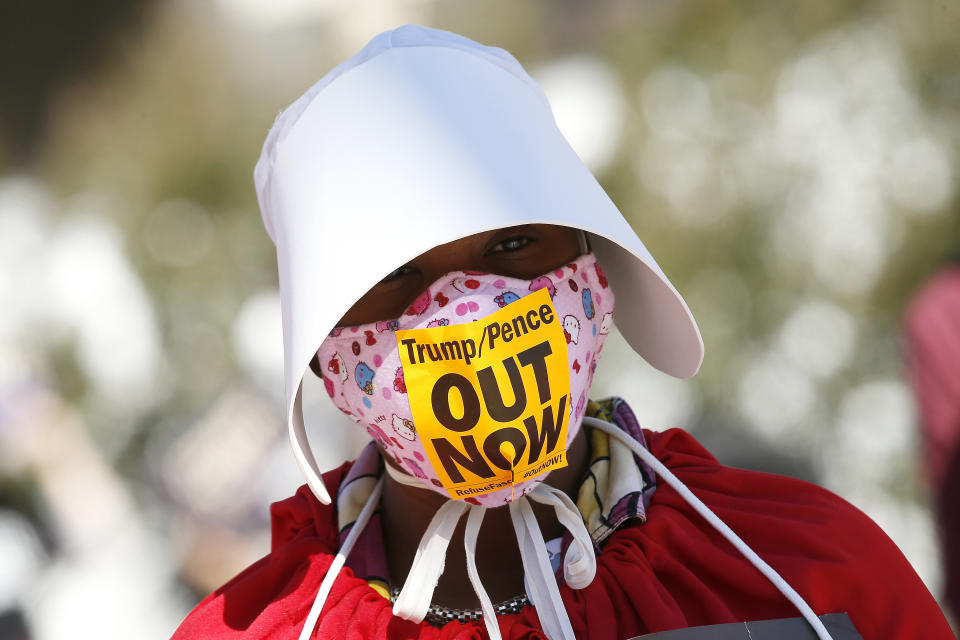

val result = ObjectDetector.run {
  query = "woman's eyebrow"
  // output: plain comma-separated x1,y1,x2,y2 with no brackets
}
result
484,224,538,243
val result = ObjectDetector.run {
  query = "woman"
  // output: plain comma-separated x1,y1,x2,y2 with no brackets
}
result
172,25,953,640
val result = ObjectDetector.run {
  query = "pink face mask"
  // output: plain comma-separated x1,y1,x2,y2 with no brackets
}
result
316,252,615,506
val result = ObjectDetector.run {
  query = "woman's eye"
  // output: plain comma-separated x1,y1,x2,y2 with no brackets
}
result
488,236,532,253
379,265,415,283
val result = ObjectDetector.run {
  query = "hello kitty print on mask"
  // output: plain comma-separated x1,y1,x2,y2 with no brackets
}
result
316,252,614,506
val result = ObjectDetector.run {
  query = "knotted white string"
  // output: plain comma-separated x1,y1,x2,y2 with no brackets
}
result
392,499,469,622
298,477,384,640
582,416,835,640
525,484,596,589
508,496,577,640
385,459,502,625
383,460,593,639
464,505,500,640
303,423,839,640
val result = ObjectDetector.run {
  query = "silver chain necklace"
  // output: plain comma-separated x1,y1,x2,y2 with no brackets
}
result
388,586,530,626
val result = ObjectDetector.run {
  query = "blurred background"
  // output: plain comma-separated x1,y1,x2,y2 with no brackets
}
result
1,0,958,637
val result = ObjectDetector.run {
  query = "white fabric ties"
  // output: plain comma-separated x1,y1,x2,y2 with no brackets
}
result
298,477,383,640
385,458,594,640
463,487,595,640
464,505,500,640
525,484,596,590
508,493,578,640
393,498,469,622
300,422,835,640
582,416,836,640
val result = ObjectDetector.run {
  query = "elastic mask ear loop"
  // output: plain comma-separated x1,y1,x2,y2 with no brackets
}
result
382,457,432,489
299,477,384,640
581,417,836,640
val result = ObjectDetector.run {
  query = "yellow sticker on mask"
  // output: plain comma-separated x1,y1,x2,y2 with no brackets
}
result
396,288,571,500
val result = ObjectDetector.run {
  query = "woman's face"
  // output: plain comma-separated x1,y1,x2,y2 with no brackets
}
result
338,224,583,326
309,224,582,377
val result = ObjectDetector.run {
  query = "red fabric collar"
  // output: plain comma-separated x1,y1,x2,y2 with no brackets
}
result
172,428,953,639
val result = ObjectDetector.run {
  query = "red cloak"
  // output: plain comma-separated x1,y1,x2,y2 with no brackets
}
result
171,428,954,639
